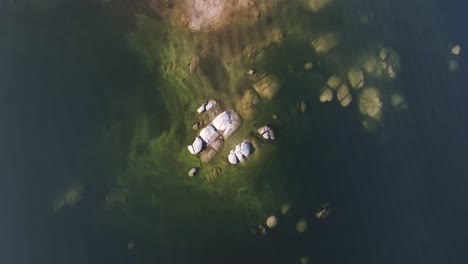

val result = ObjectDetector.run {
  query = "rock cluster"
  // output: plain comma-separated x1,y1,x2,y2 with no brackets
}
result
197,99,217,113
319,75,352,107
188,106,242,163
258,125,275,140
228,140,253,165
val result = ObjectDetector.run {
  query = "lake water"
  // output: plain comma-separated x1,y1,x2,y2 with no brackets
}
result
1,0,467,263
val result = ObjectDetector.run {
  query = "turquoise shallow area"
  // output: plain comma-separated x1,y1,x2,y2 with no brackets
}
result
1,0,468,264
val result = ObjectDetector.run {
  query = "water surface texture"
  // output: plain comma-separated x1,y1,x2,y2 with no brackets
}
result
1,0,467,263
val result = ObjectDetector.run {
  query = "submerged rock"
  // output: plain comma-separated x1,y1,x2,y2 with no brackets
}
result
347,67,365,90
197,99,217,113
340,94,353,107
237,89,260,120
188,136,204,155
298,101,307,112
296,219,308,233
326,74,342,90
305,0,333,12
311,32,340,54
266,215,278,228
188,167,199,177
359,87,383,119
319,86,334,102
337,83,352,107
189,54,200,74
253,75,280,100
451,44,461,55
304,62,314,70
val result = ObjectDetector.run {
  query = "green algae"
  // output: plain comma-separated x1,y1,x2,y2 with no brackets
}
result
99,0,410,251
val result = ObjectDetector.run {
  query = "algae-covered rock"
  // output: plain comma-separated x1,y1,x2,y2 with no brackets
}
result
253,75,280,100
311,32,340,54
359,87,383,119
189,54,200,74
236,89,260,120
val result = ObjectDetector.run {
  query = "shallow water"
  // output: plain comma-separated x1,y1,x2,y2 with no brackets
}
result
1,0,468,263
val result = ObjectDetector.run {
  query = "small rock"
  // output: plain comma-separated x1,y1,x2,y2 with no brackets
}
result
188,136,204,155
451,44,461,55
189,55,200,74
258,125,275,140
304,62,313,70
298,101,307,112
266,215,278,228
311,31,340,54
296,219,308,233
192,122,201,130
197,103,207,113
205,99,217,111
448,59,459,71
300,255,309,264
253,75,280,100
188,167,199,177
247,69,256,75
379,47,390,61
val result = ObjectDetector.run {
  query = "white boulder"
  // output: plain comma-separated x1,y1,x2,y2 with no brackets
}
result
234,144,245,162
212,110,241,138
188,136,204,154
258,125,275,140
240,140,252,157
205,99,217,111
197,103,207,113
228,151,239,164
200,125,219,144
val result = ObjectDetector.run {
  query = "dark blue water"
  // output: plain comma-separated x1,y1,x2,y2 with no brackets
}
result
1,0,468,263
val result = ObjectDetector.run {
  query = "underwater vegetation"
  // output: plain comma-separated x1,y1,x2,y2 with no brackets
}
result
48,0,426,260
